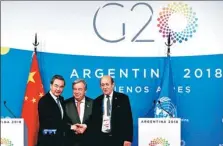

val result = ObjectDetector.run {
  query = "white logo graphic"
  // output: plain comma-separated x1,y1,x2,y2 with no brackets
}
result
154,96,177,118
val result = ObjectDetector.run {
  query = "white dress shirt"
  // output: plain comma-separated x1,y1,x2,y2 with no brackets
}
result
75,97,85,123
101,92,113,133
50,91,64,119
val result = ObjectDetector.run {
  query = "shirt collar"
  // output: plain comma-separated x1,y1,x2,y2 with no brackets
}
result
50,91,59,101
75,97,85,103
104,91,114,99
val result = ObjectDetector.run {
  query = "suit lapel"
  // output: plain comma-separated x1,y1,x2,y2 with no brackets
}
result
112,91,119,112
83,98,90,123
95,95,103,118
47,92,62,118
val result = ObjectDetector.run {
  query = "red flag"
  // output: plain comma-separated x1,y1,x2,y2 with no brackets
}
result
21,52,45,146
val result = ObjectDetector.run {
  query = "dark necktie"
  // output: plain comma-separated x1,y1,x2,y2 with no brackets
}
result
106,95,111,116
56,98,63,119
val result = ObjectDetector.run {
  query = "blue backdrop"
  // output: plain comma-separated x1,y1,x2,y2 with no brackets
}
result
1,48,223,146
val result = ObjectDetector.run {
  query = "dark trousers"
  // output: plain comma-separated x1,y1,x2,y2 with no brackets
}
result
37,134,65,146
98,133,123,146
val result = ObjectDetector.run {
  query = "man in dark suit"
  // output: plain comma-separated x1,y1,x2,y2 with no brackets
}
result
37,75,77,146
90,75,133,146
64,79,93,146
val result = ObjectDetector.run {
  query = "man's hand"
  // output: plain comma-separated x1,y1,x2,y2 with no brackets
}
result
70,124,77,131
75,124,87,134
123,141,131,146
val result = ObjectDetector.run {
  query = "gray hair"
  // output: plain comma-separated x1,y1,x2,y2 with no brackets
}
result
72,79,87,90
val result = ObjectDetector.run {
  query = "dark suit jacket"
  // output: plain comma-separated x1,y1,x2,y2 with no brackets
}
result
90,91,133,146
64,96,93,146
37,92,71,146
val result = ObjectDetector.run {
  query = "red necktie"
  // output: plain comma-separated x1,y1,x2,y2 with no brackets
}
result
77,102,81,117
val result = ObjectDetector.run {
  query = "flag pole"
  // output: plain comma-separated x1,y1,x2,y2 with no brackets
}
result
165,32,173,56
22,33,45,146
33,33,39,54
161,32,173,85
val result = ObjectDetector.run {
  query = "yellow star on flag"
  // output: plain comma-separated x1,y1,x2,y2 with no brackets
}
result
31,97,36,103
25,96,28,101
27,72,36,83
39,92,44,97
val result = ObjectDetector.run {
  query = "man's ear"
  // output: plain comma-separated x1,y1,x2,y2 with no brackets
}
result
112,83,115,88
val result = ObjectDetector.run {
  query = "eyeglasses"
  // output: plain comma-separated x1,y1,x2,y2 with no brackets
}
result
53,84,64,89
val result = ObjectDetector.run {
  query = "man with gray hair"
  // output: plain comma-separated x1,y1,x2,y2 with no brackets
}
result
64,79,93,146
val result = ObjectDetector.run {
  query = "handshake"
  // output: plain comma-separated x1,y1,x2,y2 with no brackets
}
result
70,123,87,134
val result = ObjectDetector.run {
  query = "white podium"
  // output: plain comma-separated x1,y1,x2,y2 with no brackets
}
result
1,118,24,146
138,118,181,146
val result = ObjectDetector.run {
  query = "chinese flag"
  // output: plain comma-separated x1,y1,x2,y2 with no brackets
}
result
21,52,45,146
